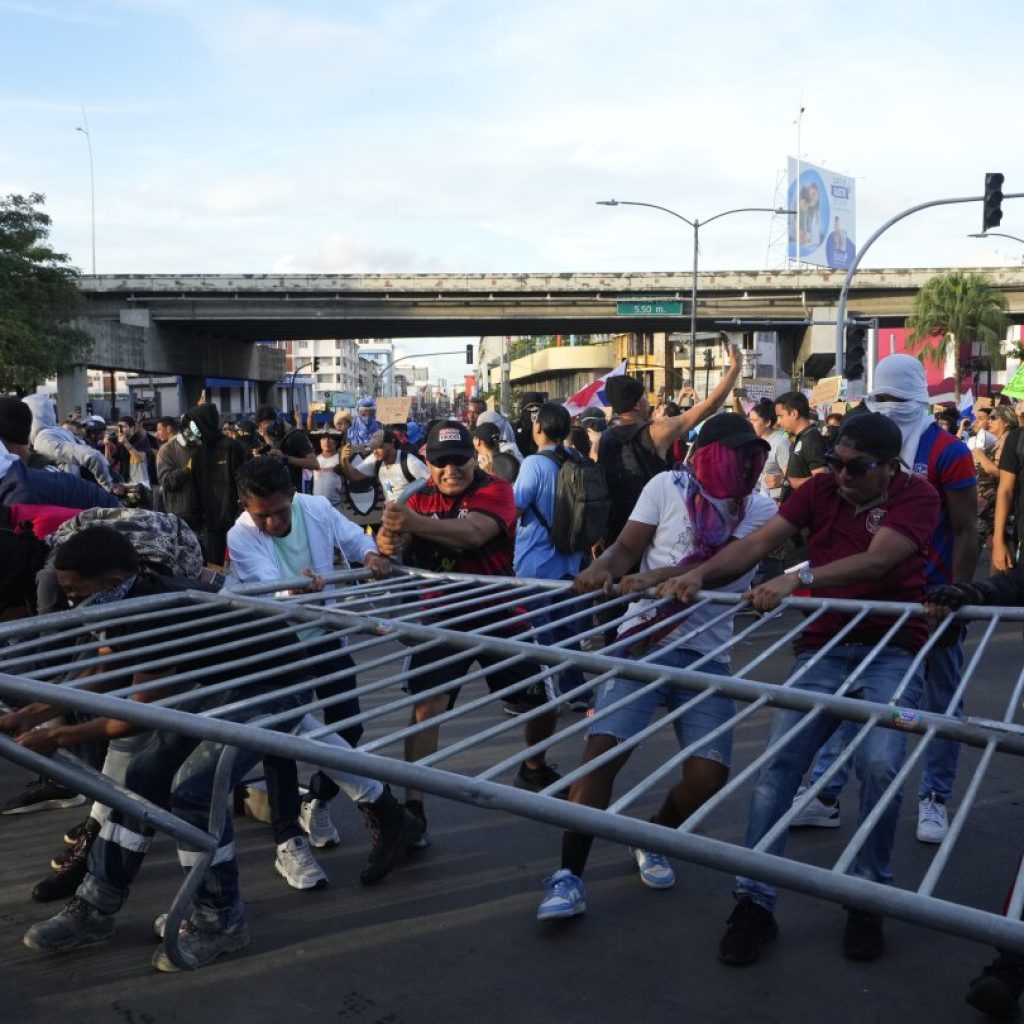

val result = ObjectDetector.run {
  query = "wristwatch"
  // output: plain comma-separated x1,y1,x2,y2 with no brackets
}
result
797,566,814,588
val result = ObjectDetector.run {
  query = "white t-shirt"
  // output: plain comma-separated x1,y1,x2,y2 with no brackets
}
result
313,453,344,508
357,450,429,500
620,472,777,661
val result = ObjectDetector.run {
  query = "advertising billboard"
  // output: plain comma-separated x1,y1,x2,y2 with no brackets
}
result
787,158,856,269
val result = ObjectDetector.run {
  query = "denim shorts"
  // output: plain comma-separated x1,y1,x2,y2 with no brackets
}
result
588,647,735,766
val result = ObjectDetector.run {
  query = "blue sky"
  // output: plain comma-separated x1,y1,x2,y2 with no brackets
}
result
4,0,1024,380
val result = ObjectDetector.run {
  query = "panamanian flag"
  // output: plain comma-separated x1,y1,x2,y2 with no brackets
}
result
563,360,628,416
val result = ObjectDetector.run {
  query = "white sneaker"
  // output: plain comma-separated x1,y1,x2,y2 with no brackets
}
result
298,798,340,848
790,786,841,828
917,795,949,844
630,847,676,889
274,836,328,890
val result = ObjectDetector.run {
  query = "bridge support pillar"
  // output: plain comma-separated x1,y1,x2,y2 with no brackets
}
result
256,379,277,407
56,365,89,419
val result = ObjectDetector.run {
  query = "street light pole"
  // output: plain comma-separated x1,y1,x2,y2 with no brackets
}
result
597,200,790,386
75,106,96,275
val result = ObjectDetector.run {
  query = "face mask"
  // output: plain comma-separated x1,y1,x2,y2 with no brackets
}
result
865,399,925,426
693,442,767,500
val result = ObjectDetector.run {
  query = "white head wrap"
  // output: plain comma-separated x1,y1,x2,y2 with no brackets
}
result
865,354,933,470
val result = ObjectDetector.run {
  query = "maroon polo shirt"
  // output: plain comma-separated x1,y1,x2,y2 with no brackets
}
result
778,470,940,653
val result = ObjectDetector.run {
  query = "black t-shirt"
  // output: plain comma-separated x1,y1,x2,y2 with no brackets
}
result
281,429,314,490
998,428,1024,537
786,424,827,482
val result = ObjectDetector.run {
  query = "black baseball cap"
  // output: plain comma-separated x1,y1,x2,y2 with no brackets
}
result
836,412,902,460
426,421,475,462
578,406,607,430
693,413,770,452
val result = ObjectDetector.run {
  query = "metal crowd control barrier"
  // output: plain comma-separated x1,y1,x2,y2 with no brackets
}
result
1,567,1024,967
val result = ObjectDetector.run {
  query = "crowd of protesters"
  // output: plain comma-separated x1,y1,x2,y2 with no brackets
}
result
2,346,1024,1018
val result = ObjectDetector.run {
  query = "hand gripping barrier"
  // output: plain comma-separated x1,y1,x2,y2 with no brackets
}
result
1,567,1023,966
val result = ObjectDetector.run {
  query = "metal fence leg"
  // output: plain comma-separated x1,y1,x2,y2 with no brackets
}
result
161,742,241,971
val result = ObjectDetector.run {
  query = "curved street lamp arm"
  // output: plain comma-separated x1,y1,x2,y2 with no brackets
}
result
700,206,792,227
596,199,695,228
970,231,1024,246
835,192,1024,372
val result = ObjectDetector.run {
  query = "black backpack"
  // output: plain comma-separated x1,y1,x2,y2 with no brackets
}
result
529,448,611,554
597,422,665,544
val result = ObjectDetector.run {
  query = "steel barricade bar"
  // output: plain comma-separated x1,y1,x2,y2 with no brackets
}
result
0,571,1023,962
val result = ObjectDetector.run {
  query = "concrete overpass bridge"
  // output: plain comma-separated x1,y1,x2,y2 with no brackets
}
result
65,266,1024,410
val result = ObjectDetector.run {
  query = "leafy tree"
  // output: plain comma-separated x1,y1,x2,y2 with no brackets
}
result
0,192,92,396
905,270,1008,407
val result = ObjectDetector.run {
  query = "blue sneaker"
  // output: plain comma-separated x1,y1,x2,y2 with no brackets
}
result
537,868,586,920
630,847,676,889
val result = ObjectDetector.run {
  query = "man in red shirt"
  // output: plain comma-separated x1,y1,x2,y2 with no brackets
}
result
376,422,561,844
661,413,940,966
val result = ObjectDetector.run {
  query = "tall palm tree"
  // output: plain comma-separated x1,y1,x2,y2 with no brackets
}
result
905,270,1009,408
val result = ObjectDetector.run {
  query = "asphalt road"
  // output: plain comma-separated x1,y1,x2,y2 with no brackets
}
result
1,609,1022,1024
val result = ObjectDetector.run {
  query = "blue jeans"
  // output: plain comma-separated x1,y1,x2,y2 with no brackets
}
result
808,639,963,804
736,646,923,912
589,647,734,766
80,690,304,929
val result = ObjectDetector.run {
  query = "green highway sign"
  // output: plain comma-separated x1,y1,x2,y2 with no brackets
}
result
616,299,685,316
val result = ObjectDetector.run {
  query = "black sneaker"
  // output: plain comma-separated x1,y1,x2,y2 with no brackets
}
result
718,897,779,965
503,700,532,716
513,762,568,797
53,817,99,868
64,818,92,845
51,848,72,871
966,953,1024,1020
358,786,425,886
33,821,99,903
1,779,86,816
842,908,885,961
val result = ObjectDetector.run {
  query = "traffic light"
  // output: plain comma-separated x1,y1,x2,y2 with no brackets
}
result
845,326,866,381
312,357,320,373
466,344,474,364
983,172,1005,231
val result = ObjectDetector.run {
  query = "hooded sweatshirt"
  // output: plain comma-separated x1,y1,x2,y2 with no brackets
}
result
23,393,115,489
0,439,120,510
185,404,250,530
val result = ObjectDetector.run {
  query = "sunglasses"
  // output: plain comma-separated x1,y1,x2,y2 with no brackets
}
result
432,454,472,468
825,454,884,478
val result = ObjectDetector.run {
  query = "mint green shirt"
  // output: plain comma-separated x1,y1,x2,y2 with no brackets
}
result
270,499,324,641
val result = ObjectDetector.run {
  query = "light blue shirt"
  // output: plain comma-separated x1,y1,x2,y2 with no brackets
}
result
513,445,582,580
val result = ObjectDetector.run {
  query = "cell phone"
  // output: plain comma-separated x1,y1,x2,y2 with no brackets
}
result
733,387,747,398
